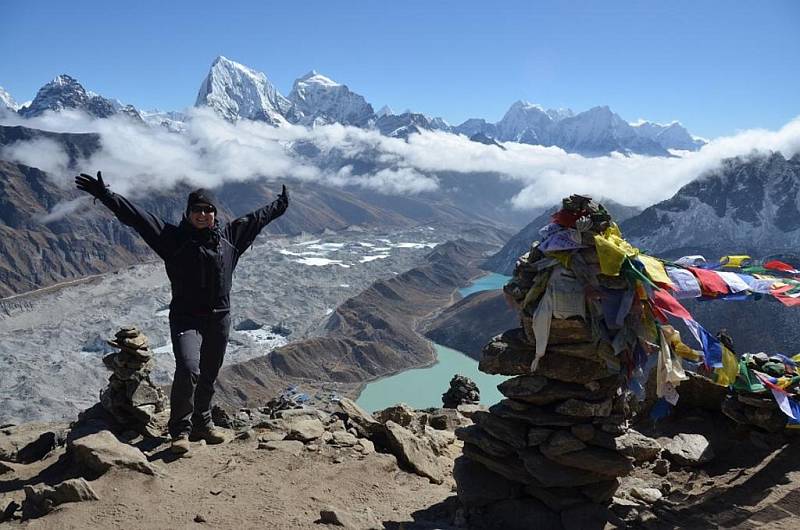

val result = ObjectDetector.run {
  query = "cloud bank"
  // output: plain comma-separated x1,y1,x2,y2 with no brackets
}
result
1,108,799,214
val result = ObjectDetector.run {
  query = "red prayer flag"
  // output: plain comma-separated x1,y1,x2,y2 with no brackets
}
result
688,267,729,297
764,260,797,273
652,288,693,320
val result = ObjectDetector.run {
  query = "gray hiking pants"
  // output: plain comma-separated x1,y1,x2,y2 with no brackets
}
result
167,312,230,437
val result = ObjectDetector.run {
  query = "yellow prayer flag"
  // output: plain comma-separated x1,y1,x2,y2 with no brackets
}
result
638,255,673,286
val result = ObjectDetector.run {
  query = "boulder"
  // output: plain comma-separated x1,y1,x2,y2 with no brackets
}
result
332,431,358,447
68,430,160,477
284,418,325,442
336,398,381,438
615,430,661,463
424,427,456,456
384,421,443,484
662,433,714,466
373,403,416,427
453,456,524,507
427,408,469,431
22,478,99,518
631,487,663,504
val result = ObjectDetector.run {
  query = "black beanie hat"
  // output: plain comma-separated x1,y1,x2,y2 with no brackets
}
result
186,188,218,215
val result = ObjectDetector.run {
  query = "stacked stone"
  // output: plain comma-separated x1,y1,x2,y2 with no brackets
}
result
100,326,166,435
442,374,480,409
454,197,636,527
722,353,792,433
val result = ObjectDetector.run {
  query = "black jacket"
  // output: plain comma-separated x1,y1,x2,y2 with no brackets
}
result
98,192,288,315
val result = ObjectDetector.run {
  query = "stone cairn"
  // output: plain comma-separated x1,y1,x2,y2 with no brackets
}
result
99,326,166,435
442,374,480,409
454,196,637,527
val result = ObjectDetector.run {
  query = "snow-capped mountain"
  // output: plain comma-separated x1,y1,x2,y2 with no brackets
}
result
376,105,394,118
373,111,450,138
0,86,18,111
195,55,293,125
622,152,800,256
141,109,187,132
18,75,119,119
288,71,374,127
553,105,668,156
454,102,703,156
631,121,706,151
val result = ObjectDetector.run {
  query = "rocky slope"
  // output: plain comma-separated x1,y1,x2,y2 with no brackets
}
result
423,289,517,360
214,239,494,410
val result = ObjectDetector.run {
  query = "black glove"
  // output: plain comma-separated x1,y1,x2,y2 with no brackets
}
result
75,171,110,199
278,184,289,206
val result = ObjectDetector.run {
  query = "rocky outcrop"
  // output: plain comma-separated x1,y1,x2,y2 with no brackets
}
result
442,375,480,409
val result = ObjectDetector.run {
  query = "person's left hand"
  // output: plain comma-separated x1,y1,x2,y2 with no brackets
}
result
278,184,289,205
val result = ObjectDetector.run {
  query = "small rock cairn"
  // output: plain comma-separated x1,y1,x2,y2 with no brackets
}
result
454,196,636,527
442,374,480,409
100,326,166,435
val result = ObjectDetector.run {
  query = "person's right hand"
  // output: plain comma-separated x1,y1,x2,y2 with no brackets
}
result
75,171,109,199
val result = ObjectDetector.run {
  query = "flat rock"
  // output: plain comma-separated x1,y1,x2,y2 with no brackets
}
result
259,440,305,455
534,352,611,384
520,449,608,487
68,430,160,477
471,411,528,449
23,478,99,518
356,439,375,454
541,445,633,477
384,421,444,484
491,401,585,427
479,327,595,377
456,425,515,458
453,456,524,508
456,404,487,418
581,479,620,503
555,398,613,417
663,433,714,466
462,443,531,484
542,431,586,456
499,375,610,406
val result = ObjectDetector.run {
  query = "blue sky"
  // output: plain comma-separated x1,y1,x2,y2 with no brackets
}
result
1,0,798,138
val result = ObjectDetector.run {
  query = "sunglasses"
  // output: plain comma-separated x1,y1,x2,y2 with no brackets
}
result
190,205,216,214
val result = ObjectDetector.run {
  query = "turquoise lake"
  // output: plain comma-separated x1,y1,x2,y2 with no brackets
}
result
356,272,512,412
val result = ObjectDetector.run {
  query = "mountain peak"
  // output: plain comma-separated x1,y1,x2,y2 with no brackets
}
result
196,56,291,124
294,70,341,88
0,86,18,111
288,71,372,127
18,74,118,119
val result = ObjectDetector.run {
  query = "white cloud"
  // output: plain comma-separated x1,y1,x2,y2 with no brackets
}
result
1,109,799,212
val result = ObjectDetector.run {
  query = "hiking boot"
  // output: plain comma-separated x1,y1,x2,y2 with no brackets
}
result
171,434,191,455
190,425,227,445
